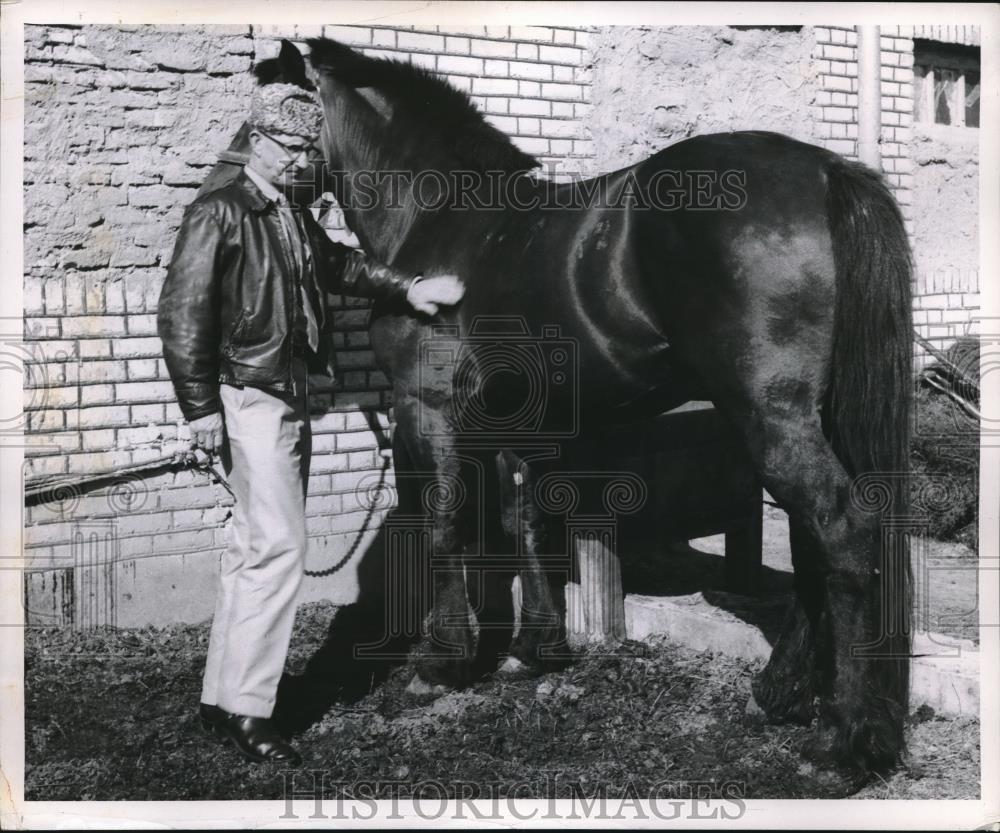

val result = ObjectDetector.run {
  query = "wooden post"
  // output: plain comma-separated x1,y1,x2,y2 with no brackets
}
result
568,524,625,642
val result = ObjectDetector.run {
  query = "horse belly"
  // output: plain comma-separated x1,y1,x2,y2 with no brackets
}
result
456,205,683,422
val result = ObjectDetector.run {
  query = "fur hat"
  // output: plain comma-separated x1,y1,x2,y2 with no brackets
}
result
249,83,323,138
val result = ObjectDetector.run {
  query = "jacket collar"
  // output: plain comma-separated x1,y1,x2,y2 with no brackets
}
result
235,168,277,213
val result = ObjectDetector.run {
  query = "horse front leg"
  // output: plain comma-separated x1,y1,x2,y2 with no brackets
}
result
396,401,477,693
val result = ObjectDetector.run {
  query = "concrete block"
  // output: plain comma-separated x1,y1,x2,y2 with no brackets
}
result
113,380,175,403
61,317,126,339
541,82,583,102
483,59,510,78
324,24,372,46
514,136,549,155
471,39,517,59
624,593,979,717
509,26,554,43
112,336,162,359
510,60,553,82
626,593,772,659
437,55,483,76
397,31,445,52
472,77,519,97
911,633,979,715
510,97,550,116
114,552,220,626
540,44,583,65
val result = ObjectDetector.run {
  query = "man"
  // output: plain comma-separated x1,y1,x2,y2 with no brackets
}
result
157,84,463,766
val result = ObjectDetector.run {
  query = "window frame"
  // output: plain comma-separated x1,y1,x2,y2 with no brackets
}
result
913,40,981,129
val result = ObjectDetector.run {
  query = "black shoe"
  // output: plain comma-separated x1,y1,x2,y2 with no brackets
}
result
199,703,230,739
215,714,302,766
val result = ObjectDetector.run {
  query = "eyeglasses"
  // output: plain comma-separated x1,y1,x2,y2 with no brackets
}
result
257,130,321,160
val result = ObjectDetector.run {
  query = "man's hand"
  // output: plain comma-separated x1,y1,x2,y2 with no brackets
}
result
189,412,224,455
406,274,465,316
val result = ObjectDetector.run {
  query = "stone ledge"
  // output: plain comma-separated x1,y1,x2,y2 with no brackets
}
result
625,592,979,717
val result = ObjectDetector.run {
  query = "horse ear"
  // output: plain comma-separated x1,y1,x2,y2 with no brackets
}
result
356,86,394,122
307,37,371,80
277,39,311,88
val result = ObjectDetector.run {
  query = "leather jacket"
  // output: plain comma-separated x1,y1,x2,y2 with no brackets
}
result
157,171,416,421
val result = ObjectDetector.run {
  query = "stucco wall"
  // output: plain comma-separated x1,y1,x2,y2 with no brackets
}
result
910,123,980,344
587,26,820,172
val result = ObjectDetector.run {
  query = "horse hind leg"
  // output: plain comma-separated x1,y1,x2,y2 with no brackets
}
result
752,519,827,725
496,450,572,676
733,409,906,774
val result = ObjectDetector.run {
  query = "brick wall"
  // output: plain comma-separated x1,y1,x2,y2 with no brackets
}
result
22,23,595,627
811,25,979,363
22,23,981,626
811,26,915,222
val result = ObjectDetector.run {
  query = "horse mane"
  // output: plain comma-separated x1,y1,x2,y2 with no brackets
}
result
307,37,540,175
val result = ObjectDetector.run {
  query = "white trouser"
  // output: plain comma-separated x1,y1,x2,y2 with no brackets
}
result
200,364,311,717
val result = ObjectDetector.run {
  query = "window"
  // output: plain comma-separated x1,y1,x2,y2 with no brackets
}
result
913,40,981,128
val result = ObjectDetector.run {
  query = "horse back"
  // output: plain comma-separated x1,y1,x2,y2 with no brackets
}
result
376,131,842,421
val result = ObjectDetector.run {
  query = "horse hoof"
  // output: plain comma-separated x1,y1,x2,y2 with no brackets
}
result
751,671,816,726
406,674,450,697
797,762,867,798
496,656,536,679
744,692,767,725
802,726,843,770
498,656,528,674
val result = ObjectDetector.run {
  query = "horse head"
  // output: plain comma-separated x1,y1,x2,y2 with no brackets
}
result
306,37,541,264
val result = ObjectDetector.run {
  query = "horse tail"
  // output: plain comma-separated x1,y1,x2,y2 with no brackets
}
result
824,157,913,747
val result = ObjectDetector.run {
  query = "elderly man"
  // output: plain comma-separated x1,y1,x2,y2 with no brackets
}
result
157,84,463,766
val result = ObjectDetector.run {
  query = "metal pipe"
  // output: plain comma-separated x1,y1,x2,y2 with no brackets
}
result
856,25,882,169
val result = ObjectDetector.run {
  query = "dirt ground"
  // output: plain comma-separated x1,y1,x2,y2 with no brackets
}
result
24,500,981,803
25,596,980,803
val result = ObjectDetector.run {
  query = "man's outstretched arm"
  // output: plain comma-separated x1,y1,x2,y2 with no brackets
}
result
318,236,465,315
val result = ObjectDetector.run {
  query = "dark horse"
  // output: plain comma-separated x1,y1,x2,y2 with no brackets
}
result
205,39,913,777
